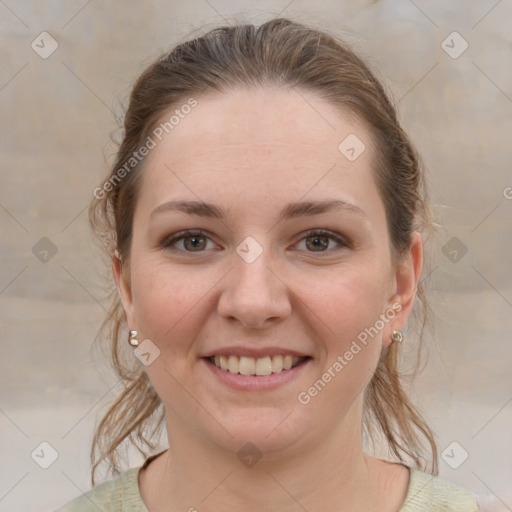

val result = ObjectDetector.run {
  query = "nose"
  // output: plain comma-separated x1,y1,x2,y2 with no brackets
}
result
217,249,292,329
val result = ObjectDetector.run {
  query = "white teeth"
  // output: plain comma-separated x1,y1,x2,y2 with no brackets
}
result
271,355,283,373
210,354,306,375
255,356,272,376
228,355,238,373
239,356,255,375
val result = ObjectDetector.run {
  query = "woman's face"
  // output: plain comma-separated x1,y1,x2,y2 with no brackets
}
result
114,87,421,459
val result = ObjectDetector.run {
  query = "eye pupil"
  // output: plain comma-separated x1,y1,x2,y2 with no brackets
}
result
184,236,206,251
307,235,329,251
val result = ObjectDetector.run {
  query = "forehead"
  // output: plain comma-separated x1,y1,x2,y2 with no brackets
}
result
158,87,369,161
136,87,383,223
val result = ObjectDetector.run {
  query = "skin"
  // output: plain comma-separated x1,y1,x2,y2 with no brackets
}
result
113,86,423,512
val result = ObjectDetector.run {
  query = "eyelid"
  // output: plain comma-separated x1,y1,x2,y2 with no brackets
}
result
294,228,349,251
159,228,349,253
159,229,218,252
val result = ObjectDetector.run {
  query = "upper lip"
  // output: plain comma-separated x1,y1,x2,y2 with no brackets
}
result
202,346,311,358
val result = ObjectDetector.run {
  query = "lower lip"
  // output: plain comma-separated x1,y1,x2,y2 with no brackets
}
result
201,357,311,391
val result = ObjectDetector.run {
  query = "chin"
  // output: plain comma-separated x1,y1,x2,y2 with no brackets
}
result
204,406,315,461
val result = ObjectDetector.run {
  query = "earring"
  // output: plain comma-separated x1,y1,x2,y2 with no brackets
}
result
391,330,403,344
128,330,139,347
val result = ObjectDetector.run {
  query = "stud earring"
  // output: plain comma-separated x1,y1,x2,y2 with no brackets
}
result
391,330,403,344
128,330,139,347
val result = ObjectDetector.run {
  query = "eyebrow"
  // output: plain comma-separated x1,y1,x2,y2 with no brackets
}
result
149,199,368,221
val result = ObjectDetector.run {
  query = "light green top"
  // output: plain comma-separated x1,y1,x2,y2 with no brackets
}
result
56,455,480,511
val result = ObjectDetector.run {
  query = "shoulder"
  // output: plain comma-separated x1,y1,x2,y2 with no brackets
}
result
400,469,479,512
55,468,147,512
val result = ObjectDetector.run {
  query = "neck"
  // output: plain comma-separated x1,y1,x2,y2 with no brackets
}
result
140,398,395,512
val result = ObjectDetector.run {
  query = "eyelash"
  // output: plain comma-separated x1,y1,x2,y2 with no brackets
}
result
160,229,348,255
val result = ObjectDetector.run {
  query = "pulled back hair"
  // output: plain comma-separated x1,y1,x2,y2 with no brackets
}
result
89,16,438,485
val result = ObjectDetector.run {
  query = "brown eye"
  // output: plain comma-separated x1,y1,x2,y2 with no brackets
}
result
297,229,347,253
161,230,214,252
305,234,329,251
182,234,207,251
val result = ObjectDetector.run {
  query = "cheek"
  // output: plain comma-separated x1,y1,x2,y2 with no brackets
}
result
299,266,388,392
303,262,389,338
130,258,225,358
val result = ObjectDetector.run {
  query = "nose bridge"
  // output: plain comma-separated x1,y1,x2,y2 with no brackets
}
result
217,241,291,327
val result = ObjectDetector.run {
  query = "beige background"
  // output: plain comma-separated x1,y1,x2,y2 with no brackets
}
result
1,1,511,511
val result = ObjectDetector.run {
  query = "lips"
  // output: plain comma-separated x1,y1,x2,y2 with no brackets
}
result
201,349,312,391
208,354,308,376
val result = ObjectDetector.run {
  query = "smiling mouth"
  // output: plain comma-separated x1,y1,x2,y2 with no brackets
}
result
207,355,310,376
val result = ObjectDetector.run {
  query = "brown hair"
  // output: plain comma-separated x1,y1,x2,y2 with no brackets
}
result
89,16,438,485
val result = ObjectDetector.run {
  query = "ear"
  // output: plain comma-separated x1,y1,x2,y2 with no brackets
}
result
112,250,136,329
382,231,423,348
